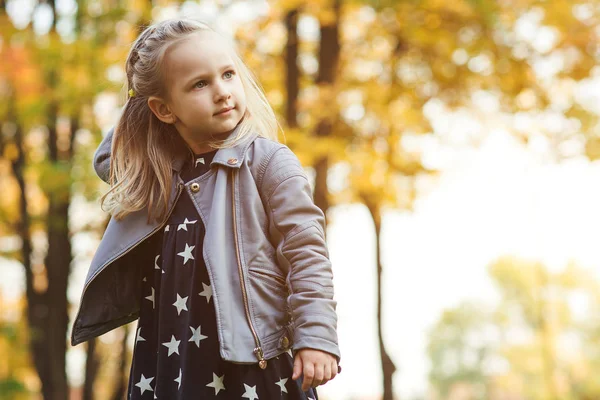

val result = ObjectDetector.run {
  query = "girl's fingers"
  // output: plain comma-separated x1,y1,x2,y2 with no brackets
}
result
331,360,338,379
292,354,303,380
321,361,331,385
311,363,324,388
302,362,315,392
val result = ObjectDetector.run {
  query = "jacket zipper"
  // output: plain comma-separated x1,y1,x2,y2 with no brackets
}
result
73,182,184,338
231,169,267,369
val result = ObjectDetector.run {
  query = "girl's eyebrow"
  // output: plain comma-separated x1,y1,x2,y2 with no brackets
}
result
186,64,235,86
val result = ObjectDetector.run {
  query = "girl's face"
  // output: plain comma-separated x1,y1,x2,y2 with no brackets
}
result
149,31,247,147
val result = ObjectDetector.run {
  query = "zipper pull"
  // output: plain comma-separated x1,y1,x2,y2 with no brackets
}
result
254,347,267,369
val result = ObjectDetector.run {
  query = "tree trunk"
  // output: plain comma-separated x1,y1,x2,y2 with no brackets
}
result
3,87,69,399
111,325,131,400
83,338,98,400
536,269,558,400
285,8,300,129
5,101,43,396
364,198,397,400
111,325,129,400
39,99,71,400
312,0,341,225
28,2,72,397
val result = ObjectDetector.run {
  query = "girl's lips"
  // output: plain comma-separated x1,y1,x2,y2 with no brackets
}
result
215,107,234,116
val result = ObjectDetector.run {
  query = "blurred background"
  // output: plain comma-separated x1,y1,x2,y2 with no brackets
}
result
2,0,600,399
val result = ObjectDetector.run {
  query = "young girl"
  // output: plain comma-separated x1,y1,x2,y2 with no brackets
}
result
70,18,341,399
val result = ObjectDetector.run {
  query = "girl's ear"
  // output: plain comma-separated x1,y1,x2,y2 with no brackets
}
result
148,96,178,124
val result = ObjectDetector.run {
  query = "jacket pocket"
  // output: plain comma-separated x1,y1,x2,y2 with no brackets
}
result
247,266,288,295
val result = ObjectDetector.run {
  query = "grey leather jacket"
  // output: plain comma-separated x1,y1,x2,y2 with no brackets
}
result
70,123,341,369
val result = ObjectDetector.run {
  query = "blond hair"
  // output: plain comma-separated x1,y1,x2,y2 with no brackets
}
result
101,18,281,223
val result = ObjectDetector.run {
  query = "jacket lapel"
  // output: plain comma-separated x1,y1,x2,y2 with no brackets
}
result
170,123,259,172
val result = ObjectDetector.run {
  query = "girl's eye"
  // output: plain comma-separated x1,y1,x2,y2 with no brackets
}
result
194,70,235,89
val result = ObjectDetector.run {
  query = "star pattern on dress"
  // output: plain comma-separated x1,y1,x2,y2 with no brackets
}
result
177,243,195,265
189,325,208,348
286,349,293,358
173,293,188,315
135,374,154,395
242,383,259,400
198,282,212,303
154,255,163,274
195,157,205,167
275,377,288,393
177,217,198,232
145,287,155,309
174,368,182,390
206,372,226,395
136,327,146,343
164,225,170,232
162,335,181,357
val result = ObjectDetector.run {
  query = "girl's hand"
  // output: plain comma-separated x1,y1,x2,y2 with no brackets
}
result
291,348,339,391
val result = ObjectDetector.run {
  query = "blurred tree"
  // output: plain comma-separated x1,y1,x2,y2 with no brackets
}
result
109,325,131,400
0,0,127,397
0,297,35,400
428,257,600,400
284,5,300,129
427,302,496,400
82,336,98,400
489,258,600,400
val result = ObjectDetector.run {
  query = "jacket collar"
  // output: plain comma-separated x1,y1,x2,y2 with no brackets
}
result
171,122,259,172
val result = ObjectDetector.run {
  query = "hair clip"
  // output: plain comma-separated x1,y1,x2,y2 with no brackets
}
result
128,88,136,98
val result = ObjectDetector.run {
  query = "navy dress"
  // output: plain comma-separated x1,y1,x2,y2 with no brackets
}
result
128,149,319,399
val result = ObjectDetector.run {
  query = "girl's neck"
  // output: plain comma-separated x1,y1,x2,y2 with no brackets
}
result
194,147,218,156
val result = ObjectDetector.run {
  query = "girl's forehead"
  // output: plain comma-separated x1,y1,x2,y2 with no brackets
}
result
165,32,234,80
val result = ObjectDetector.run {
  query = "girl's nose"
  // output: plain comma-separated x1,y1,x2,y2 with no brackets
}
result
214,82,231,101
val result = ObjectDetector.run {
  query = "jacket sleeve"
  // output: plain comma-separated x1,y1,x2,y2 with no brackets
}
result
260,145,341,364
93,126,114,184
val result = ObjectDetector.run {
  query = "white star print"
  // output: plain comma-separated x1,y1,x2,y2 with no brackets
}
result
206,372,226,395
164,225,170,232
195,157,205,167
173,293,188,315
177,217,198,232
275,377,288,393
242,383,259,400
198,282,212,303
308,397,316,400
174,368,182,390
162,335,181,357
135,374,154,395
286,349,293,358
154,254,161,271
177,243,195,265
136,327,145,343
188,325,208,348
145,287,155,309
